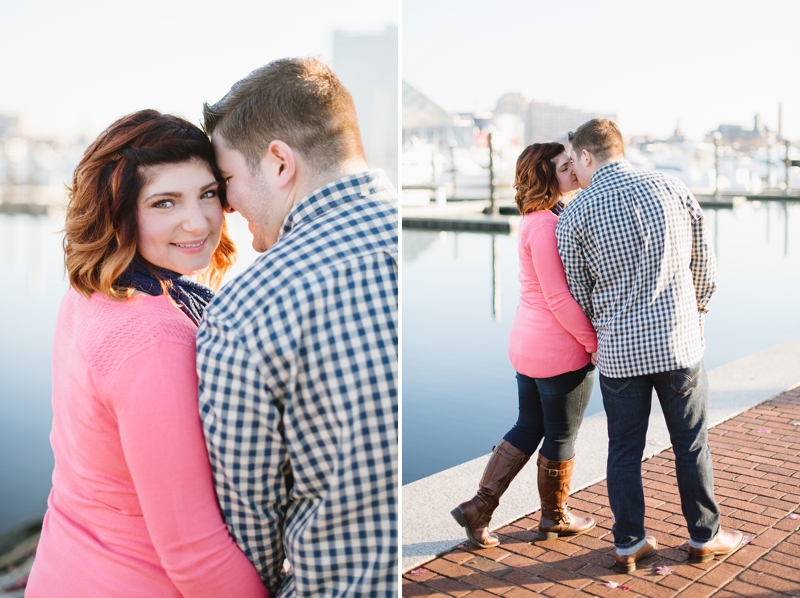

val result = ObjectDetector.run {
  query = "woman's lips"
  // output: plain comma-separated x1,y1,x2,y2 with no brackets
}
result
171,237,208,253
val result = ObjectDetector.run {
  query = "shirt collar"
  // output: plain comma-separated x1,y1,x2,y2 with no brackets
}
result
590,159,632,184
278,169,395,240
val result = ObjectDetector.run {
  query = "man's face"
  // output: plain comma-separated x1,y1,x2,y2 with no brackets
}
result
211,133,288,253
569,148,592,189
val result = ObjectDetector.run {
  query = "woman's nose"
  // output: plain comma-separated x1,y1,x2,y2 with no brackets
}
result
182,199,209,233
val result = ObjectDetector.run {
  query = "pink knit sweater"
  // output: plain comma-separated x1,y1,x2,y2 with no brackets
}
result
26,289,267,598
508,210,598,378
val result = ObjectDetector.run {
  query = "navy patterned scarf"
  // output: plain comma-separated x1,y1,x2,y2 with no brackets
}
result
116,258,214,326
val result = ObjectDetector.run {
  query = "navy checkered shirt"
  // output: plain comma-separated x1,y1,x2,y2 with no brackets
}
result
556,160,716,378
196,170,398,597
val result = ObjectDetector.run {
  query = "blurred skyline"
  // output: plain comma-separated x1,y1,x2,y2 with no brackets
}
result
0,0,397,141
403,0,800,140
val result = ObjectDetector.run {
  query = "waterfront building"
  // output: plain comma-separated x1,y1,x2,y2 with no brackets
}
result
494,93,617,145
402,81,475,148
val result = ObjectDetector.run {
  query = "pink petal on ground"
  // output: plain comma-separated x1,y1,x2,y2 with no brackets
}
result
790,421,800,426
603,581,619,588
789,514,800,520
409,568,429,576
756,427,772,434
743,536,754,544
619,585,632,591
654,565,674,575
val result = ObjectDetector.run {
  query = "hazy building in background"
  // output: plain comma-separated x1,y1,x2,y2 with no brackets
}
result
709,114,780,150
402,81,474,148
494,93,616,145
333,26,398,187
0,115,83,199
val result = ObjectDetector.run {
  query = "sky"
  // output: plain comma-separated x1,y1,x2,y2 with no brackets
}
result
0,0,397,141
403,0,800,141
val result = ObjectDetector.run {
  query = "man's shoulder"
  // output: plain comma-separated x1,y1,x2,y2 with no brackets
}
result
206,208,397,322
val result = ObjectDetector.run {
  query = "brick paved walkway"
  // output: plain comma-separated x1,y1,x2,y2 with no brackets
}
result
403,386,800,598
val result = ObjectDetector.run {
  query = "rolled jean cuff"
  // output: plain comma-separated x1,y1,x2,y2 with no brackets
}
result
615,536,647,555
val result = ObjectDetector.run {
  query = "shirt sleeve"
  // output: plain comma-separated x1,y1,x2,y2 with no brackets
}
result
555,211,595,321
111,339,268,598
687,194,717,313
531,221,597,353
197,305,293,595
197,253,399,596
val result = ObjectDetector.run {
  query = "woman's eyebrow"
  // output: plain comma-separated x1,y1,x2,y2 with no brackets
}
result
143,190,182,201
143,180,218,201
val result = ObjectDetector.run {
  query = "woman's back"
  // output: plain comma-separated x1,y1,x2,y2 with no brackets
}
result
28,289,264,597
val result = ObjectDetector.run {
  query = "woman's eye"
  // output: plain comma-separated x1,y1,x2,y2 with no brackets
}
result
153,199,175,208
201,189,218,199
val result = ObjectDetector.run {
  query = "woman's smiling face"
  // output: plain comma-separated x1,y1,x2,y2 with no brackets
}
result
136,159,224,276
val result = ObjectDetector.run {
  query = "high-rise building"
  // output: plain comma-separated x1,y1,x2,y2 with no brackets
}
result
333,26,398,186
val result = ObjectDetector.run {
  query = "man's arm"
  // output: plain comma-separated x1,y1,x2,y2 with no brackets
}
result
197,310,293,595
281,253,399,596
555,211,595,321
687,193,717,319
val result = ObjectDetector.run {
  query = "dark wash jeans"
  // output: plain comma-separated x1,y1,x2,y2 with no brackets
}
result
600,359,721,549
504,362,595,461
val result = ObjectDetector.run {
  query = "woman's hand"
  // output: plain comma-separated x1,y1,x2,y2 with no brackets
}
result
590,352,597,366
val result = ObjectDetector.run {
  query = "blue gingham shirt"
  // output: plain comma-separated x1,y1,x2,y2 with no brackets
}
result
556,160,716,378
196,171,398,597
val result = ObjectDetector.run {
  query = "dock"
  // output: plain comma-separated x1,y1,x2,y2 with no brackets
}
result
402,192,800,233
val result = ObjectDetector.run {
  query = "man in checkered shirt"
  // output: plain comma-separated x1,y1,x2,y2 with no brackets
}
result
196,58,397,596
556,119,743,572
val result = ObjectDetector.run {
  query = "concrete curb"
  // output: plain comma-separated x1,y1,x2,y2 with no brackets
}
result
401,336,800,572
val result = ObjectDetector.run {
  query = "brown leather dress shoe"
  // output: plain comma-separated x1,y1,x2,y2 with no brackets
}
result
688,530,745,563
614,536,657,573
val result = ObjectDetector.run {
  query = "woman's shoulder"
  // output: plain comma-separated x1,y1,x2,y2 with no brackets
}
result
520,210,557,235
61,289,197,371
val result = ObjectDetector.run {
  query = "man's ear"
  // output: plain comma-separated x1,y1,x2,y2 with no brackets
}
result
261,140,296,189
581,149,592,167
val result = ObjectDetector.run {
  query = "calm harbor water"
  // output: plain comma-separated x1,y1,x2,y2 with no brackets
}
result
0,209,261,537
403,201,800,484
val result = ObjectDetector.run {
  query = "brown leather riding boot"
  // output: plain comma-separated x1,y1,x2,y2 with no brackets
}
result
536,454,596,541
450,439,530,548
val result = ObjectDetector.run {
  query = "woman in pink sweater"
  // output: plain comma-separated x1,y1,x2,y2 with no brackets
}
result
451,142,598,548
26,111,268,598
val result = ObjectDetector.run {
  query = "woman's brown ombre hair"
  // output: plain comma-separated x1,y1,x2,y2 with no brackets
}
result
514,142,566,215
64,109,236,299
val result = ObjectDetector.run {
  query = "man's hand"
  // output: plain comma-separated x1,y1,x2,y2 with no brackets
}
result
591,352,597,366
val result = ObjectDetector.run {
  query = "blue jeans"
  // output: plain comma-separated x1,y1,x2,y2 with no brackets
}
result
504,362,595,461
600,359,720,549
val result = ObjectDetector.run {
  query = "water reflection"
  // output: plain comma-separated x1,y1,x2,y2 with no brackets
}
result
403,201,800,484
0,214,67,536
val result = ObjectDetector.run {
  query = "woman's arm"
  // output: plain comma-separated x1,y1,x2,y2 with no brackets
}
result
530,221,598,353
112,339,268,598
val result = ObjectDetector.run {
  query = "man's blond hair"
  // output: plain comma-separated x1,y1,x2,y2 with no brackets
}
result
203,57,365,172
568,118,625,162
